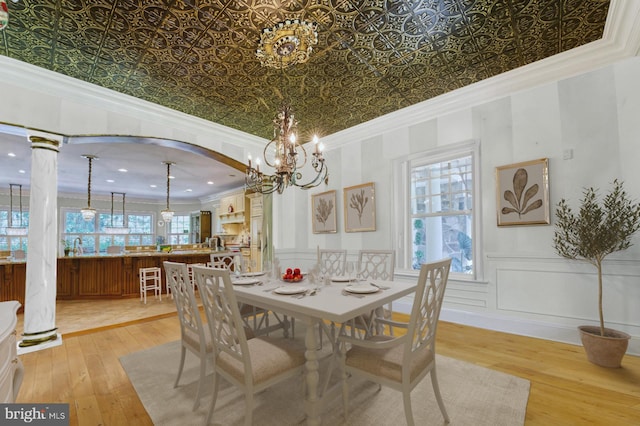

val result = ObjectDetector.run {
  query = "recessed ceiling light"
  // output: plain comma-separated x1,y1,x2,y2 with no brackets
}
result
8,152,16,157
106,179,115,183
169,175,175,179
18,170,25,174
118,168,127,172
185,189,193,192
207,181,214,185
150,184,157,188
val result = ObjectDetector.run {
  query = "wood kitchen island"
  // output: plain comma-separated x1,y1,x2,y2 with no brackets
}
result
0,250,213,311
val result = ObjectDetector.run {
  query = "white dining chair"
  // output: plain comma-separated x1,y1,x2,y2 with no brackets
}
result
354,249,396,335
210,252,276,335
338,258,452,426
318,249,347,277
191,265,306,426
163,261,212,411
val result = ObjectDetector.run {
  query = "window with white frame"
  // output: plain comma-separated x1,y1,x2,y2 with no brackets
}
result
0,209,29,251
61,210,154,253
394,140,481,279
167,215,191,244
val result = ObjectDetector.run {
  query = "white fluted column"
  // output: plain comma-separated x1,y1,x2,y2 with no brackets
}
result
19,130,62,349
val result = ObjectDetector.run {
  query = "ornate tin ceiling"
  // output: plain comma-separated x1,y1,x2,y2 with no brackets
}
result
0,0,610,141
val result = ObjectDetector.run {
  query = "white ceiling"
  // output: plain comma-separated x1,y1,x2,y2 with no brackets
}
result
0,125,246,202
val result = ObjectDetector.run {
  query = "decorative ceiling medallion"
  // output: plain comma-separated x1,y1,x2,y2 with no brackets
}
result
256,19,318,69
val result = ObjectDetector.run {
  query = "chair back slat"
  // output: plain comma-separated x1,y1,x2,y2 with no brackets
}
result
357,250,395,280
164,261,206,344
192,266,251,373
318,249,347,276
406,258,451,357
210,251,245,273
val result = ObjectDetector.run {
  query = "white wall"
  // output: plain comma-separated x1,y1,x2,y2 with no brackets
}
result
273,57,640,355
2,11,640,354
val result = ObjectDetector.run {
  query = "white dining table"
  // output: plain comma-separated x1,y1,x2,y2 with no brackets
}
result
232,276,417,426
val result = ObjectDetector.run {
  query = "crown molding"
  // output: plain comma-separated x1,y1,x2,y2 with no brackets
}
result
0,55,267,151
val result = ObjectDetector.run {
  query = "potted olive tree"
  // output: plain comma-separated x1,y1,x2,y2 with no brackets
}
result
553,179,640,367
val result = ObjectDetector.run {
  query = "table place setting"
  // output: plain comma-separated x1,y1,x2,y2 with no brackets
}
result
231,277,263,286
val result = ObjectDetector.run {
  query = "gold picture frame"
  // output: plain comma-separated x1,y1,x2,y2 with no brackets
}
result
344,182,376,232
311,190,337,234
496,158,550,226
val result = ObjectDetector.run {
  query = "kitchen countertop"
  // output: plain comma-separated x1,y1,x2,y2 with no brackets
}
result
0,250,218,264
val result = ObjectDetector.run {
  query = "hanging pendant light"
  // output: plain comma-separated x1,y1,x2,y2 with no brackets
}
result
6,183,27,236
160,161,175,222
104,192,129,234
80,155,97,221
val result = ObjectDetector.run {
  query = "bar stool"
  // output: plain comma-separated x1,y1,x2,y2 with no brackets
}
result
139,267,162,304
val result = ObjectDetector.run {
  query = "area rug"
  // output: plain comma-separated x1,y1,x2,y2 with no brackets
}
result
120,337,529,426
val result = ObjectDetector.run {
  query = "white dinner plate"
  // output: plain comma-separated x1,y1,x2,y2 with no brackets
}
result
242,272,265,277
331,276,355,282
344,284,379,294
274,286,306,295
232,278,261,285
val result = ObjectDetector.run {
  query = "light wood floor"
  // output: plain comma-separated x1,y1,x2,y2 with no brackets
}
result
15,298,640,425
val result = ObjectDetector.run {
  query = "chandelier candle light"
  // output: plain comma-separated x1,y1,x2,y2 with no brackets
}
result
104,192,129,234
161,161,175,222
80,154,97,221
6,183,27,236
247,18,328,195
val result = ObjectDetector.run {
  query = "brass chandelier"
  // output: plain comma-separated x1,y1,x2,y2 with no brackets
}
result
246,19,328,195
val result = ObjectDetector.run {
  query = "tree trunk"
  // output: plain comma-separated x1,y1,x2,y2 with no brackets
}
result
597,258,605,336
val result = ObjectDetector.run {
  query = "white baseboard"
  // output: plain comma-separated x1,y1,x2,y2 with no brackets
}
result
393,303,640,357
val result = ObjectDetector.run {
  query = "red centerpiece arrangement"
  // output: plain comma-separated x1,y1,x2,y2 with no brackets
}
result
282,268,304,282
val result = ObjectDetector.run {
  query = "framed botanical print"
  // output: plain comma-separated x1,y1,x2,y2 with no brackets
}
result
311,190,337,233
344,182,376,232
496,158,550,226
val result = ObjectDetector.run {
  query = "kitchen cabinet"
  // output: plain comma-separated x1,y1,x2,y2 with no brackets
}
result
219,192,248,225
248,193,263,272
190,210,211,243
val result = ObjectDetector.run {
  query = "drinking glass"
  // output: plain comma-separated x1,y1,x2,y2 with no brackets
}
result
345,261,356,282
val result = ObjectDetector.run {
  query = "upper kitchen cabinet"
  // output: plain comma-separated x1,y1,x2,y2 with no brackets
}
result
219,192,247,225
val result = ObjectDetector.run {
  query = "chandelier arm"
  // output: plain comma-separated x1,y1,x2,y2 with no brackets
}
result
295,144,308,169
295,161,328,189
263,138,278,168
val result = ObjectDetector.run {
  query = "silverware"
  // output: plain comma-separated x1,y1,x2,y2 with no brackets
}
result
369,282,390,290
342,290,364,298
294,291,309,299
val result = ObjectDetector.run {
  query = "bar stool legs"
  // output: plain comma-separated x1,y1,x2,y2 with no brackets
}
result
139,267,162,304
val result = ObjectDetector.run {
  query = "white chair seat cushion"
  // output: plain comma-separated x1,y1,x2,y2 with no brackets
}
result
218,336,305,385
183,327,213,352
346,335,434,383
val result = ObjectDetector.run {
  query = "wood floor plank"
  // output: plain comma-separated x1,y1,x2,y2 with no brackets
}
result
13,299,640,426
74,395,105,426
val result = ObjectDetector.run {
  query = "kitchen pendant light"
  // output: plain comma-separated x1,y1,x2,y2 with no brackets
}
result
80,154,97,221
6,183,27,236
104,192,129,234
160,161,174,222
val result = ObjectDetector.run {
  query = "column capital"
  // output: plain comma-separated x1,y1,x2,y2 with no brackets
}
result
27,129,63,152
